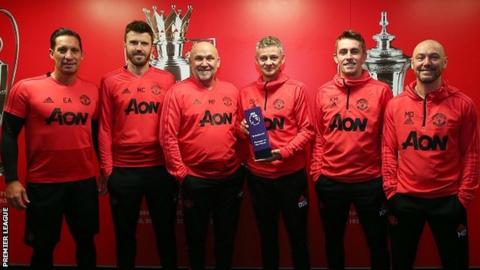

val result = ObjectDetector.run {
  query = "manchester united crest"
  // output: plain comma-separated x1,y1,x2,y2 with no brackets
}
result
80,95,91,105
223,97,232,106
151,84,162,95
356,98,368,111
432,113,447,127
274,99,285,110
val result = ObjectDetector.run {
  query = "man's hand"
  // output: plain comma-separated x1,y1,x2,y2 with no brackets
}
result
97,174,109,195
239,119,250,136
255,149,282,163
5,180,29,209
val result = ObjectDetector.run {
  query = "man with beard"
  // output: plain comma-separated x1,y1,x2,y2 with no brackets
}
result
160,41,244,270
311,30,392,269
98,20,177,270
238,36,314,270
2,28,99,270
383,39,479,270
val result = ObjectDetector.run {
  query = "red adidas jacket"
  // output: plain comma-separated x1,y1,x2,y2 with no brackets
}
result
382,80,479,207
311,71,393,182
98,67,175,177
239,73,314,179
159,77,241,181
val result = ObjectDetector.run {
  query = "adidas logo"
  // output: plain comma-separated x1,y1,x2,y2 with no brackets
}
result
43,97,54,103
122,88,131,94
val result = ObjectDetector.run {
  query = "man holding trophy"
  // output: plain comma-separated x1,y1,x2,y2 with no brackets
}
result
239,36,314,270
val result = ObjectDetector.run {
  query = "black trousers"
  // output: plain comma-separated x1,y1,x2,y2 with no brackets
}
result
315,176,390,270
389,194,469,270
181,168,245,270
247,170,310,270
25,178,99,270
108,166,178,270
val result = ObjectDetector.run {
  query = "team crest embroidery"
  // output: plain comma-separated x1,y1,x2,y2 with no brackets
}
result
432,113,447,127
223,97,232,106
273,99,284,110
80,95,91,105
328,96,338,108
151,84,161,95
404,111,414,125
356,98,368,111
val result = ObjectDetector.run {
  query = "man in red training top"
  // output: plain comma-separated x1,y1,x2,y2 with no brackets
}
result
238,36,314,270
160,41,244,270
98,21,177,270
311,30,392,270
1,28,99,270
383,39,479,270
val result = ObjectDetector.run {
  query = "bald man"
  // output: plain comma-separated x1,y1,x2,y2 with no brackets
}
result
160,41,244,270
382,40,479,269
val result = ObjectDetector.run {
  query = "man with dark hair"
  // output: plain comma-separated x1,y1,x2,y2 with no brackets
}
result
383,39,479,270
311,30,392,269
2,27,99,270
160,41,244,270
99,20,177,270
238,36,314,270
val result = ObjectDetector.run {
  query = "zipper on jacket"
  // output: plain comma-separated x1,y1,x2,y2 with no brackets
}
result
422,97,427,127
342,78,350,110
263,81,269,111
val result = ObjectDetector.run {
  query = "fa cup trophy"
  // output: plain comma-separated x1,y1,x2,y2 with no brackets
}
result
144,5,203,81
365,11,410,96
0,8,20,175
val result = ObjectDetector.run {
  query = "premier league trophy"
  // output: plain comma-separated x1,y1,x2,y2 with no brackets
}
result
365,11,410,96
144,5,210,81
0,8,20,175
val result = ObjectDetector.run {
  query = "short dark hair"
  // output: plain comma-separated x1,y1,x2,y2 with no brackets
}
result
124,20,154,43
50,28,82,51
335,30,366,53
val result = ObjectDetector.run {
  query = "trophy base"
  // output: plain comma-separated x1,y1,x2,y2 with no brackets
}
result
254,148,272,160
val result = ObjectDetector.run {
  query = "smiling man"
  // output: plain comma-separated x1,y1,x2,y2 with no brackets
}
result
311,30,392,270
383,39,479,270
1,28,99,270
238,36,314,270
160,41,244,270
98,20,177,270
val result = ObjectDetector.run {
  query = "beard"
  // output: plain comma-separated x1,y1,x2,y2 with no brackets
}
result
416,69,441,84
127,51,150,67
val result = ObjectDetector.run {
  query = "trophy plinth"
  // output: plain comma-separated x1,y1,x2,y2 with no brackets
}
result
365,11,410,96
144,5,193,81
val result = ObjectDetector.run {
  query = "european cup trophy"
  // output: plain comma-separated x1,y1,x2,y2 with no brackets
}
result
365,11,410,96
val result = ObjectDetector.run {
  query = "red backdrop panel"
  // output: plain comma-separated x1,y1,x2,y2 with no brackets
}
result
0,0,479,268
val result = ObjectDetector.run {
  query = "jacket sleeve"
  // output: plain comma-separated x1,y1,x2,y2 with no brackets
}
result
458,101,480,207
159,88,190,181
1,112,25,183
381,102,399,199
278,84,315,159
310,88,325,181
98,78,114,177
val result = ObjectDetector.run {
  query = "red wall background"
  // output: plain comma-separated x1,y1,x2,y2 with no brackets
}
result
1,0,479,268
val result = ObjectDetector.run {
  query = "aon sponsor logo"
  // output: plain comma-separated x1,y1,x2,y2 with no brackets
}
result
45,108,88,125
401,131,448,151
329,114,367,132
200,110,233,126
125,99,160,115
265,117,285,130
